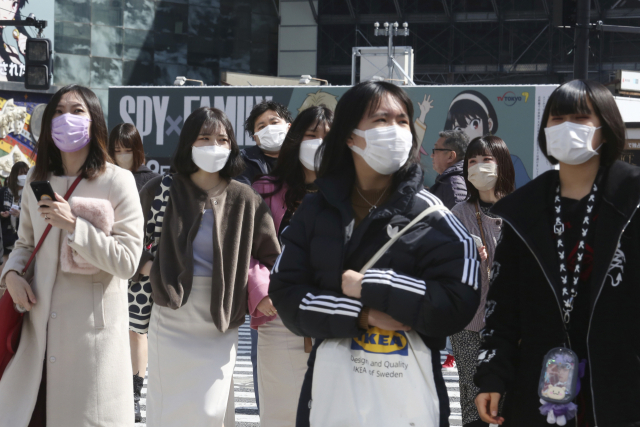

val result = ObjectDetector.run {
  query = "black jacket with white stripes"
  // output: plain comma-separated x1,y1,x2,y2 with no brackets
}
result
269,163,480,426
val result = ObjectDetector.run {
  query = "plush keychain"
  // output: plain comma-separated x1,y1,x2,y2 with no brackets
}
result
539,359,586,425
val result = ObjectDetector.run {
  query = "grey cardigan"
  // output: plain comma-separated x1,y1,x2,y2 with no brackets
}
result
451,200,503,332
137,174,280,332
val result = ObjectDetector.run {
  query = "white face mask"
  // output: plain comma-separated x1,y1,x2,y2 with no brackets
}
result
115,152,134,170
544,122,602,165
255,124,288,152
350,126,413,175
192,146,231,173
16,174,27,187
468,162,498,192
299,138,322,171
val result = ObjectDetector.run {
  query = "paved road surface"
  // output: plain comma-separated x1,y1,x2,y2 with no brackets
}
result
136,316,462,426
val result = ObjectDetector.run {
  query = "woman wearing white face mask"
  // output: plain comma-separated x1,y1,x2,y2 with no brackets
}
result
0,161,29,272
269,81,481,427
251,105,333,427
135,107,280,427
474,80,640,427
450,136,515,427
107,122,158,422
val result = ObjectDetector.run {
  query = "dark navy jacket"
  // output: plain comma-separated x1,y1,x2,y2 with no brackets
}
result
270,164,481,426
430,161,467,209
236,145,277,185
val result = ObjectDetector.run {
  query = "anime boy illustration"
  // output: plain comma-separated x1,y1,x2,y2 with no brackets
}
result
298,89,339,113
0,0,28,82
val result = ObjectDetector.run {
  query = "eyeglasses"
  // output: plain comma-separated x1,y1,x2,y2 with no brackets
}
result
432,148,453,155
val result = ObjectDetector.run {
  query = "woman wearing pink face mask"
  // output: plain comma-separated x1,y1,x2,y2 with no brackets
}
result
0,85,144,427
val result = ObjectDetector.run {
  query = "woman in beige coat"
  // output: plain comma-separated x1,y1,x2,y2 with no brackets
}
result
0,85,144,427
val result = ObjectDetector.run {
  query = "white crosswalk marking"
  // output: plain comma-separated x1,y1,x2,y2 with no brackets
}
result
136,316,462,426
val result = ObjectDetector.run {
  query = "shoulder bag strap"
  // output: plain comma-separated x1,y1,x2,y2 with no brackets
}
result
21,175,83,275
359,204,449,274
474,202,488,248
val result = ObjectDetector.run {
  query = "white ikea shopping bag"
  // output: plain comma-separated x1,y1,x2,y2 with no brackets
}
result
309,327,439,426
309,205,448,427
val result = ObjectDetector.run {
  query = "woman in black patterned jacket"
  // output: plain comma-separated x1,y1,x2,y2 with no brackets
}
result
474,80,640,427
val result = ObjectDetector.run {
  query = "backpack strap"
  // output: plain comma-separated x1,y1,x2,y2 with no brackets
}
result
359,204,449,274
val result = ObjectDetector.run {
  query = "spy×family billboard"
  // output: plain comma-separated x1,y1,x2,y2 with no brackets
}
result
108,85,558,188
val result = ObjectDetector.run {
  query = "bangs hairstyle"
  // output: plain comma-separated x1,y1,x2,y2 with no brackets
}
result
171,107,245,180
108,123,145,172
33,85,111,181
257,106,333,211
463,136,515,203
538,79,626,166
444,90,499,136
317,81,419,180
7,161,29,203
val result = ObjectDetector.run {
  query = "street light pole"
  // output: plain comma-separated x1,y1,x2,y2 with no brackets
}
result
573,0,590,80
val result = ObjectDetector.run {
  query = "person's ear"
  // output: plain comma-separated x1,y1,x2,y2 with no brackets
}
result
253,134,261,146
346,134,354,148
449,150,457,163
286,122,291,130
487,118,494,133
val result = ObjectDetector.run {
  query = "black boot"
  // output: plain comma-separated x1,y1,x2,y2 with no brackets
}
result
133,373,144,422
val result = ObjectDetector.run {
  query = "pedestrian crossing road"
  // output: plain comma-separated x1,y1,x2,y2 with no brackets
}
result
136,316,462,426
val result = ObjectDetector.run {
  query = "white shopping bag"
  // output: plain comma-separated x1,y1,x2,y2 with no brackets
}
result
310,327,440,426
309,204,449,427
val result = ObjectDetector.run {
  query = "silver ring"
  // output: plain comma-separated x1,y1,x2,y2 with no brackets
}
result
44,214,49,220
14,303,27,313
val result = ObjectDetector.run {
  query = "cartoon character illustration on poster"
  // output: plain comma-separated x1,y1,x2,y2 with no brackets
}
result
443,90,531,188
298,89,339,113
0,0,28,81
413,94,433,160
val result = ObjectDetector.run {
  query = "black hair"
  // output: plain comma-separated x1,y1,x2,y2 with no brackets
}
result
244,101,293,136
257,106,333,211
317,81,419,181
463,136,515,203
8,161,29,203
172,107,245,180
34,85,111,181
108,123,145,172
538,79,625,167
444,90,499,136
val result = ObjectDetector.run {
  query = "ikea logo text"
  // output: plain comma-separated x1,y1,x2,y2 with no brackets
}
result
351,327,409,355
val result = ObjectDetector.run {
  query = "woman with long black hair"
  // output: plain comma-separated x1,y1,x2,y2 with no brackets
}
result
251,105,333,427
269,81,480,426
475,80,640,427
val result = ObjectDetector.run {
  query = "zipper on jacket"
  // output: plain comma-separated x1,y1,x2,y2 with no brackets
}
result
500,217,567,333
585,200,640,427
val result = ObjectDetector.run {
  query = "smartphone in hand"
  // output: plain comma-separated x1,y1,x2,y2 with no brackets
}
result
30,181,56,207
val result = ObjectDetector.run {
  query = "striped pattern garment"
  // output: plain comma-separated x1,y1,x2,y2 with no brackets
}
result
299,293,363,317
363,269,427,295
415,189,480,290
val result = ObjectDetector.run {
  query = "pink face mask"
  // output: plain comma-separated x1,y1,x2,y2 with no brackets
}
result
51,113,92,152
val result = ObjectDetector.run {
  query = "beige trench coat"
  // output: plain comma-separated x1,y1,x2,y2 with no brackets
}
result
0,163,144,427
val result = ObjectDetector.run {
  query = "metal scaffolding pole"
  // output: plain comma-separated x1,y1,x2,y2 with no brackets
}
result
573,0,591,79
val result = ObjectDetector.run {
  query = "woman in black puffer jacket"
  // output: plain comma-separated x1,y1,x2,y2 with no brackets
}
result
269,81,481,427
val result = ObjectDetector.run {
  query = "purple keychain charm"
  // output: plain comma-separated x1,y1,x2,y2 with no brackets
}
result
537,347,585,425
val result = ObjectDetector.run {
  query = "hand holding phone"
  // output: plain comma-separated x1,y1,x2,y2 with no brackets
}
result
30,181,56,207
